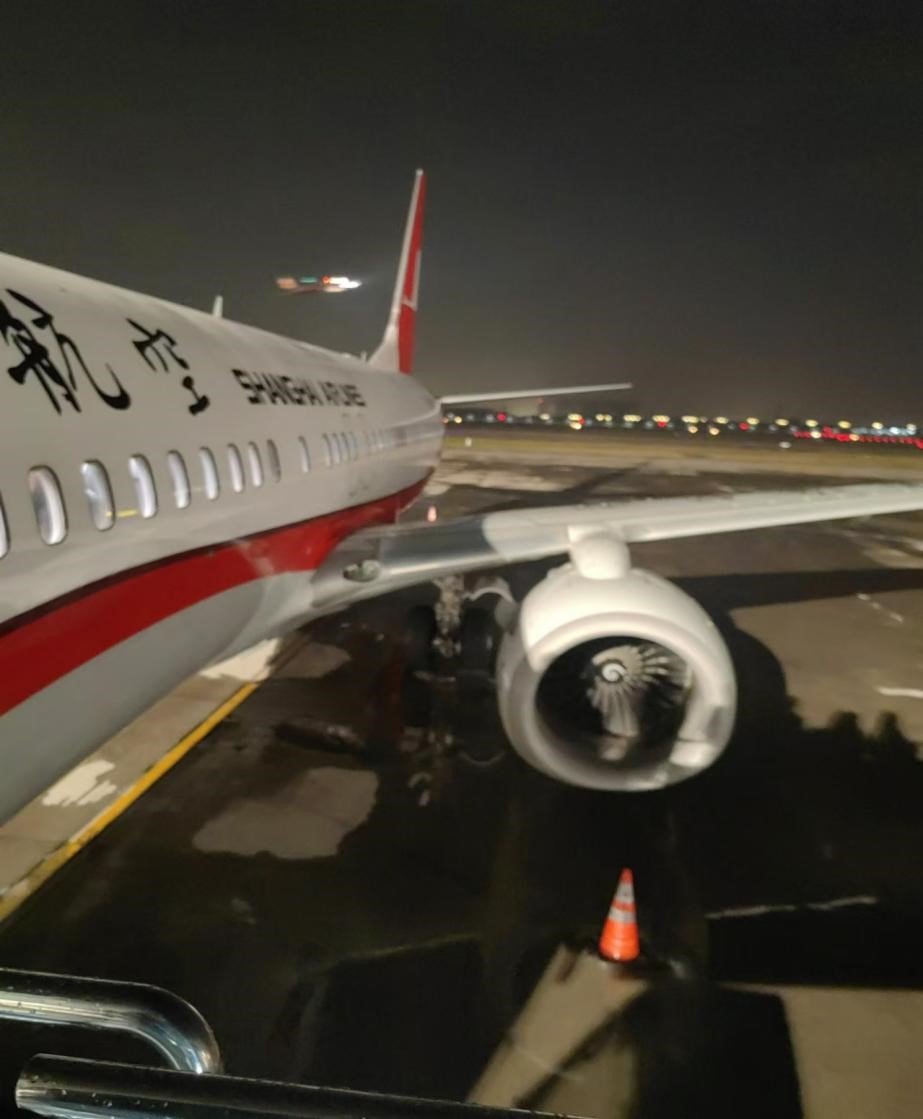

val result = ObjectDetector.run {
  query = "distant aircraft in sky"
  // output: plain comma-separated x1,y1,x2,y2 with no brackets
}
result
1,170,922,824
275,274,361,295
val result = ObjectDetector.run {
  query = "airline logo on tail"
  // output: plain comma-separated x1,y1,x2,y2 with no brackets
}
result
369,169,426,376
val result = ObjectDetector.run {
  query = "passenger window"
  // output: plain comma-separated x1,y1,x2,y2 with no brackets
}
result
166,451,191,509
227,444,245,493
298,436,311,472
199,447,220,500
128,455,158,519
247,442,264,487
0,495,8,557
81,460,114,531
29,467,68,544
266,439,281,482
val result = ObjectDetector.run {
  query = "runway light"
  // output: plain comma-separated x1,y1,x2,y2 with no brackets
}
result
681,414,698,424
775,419,790,426
872,421,884,430
708,426,720,435
623,414,642,423
805,419,819,428
746,417,760,426
837,420,852,429
714,416,728,425
687,424,699,434
652,414,670,423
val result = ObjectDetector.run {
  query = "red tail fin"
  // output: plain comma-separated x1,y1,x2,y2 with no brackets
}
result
369,169,426,375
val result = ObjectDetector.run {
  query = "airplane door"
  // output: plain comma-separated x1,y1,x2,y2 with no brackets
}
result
355,414,372,497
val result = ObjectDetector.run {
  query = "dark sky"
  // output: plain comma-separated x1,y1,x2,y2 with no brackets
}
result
2,2,921,419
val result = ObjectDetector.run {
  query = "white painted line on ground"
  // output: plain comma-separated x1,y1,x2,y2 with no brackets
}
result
707,895,877,919
877,686,923,700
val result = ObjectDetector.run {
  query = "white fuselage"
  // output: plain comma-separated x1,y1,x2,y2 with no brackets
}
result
0,253,443,820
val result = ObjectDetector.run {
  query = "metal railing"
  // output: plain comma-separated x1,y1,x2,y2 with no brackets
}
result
0,966,221,1074
17,1055,557,1119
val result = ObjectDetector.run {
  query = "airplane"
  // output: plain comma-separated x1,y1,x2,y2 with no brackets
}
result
1,169,922,824
275,275,362,295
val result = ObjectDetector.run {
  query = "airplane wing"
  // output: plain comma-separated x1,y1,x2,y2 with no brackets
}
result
439,382,632,405
312,482,923,608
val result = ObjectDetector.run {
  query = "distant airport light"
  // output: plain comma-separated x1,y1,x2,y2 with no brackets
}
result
872,421,884,430
908,424,918,434
652,414,670,423
539,412,551,421
681,414,698,424
687,424,699,434
810,430,822,439
496,411,507,422
299,276,318,284
714,416,728,424
849,433,860,442
745,417,759,425
738,421,751,431
623,414,642,423
775,418,790,426
708,426,720,435
805,419,819,428
837,420,851,429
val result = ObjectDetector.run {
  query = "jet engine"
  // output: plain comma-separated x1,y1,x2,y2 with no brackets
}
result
495,549,736,791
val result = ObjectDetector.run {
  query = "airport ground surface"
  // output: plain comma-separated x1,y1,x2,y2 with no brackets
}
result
1,429,922,1114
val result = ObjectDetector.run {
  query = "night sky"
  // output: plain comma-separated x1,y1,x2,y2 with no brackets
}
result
2,2,921,419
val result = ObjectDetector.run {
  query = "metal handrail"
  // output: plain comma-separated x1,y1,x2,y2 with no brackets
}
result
0,967,221,1074
17,1055,564,1119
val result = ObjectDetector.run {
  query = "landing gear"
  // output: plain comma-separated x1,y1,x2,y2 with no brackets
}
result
397,577,512,794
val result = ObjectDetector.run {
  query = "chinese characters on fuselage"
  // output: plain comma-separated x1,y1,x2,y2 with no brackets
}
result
0,290,213,418
0,290,130,414
128,319,211,415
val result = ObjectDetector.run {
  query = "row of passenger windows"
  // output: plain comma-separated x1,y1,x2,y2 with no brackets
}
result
0,421,439,556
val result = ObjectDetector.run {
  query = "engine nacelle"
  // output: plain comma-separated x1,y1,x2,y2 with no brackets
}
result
495,563,736,791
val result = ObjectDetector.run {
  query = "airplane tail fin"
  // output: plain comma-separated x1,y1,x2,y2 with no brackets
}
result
369,169,426,374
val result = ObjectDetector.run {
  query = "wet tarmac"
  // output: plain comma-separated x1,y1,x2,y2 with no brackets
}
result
0,432,922,1111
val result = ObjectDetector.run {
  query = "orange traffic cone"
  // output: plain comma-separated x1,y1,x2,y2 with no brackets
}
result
598,868,640,962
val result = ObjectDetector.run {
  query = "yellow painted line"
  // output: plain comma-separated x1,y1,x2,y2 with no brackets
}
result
0,681,258,923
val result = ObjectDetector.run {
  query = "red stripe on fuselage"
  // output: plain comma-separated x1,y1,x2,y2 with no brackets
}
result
0,479,427,716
